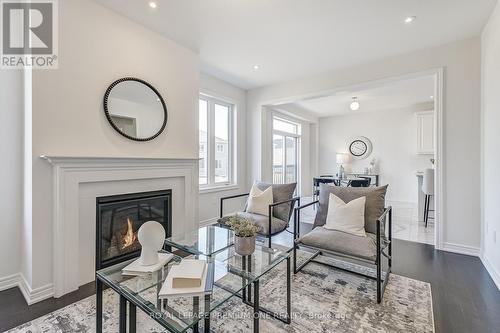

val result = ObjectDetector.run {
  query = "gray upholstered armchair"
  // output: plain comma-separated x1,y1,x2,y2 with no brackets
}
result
218,182,300,247
293,184,392,303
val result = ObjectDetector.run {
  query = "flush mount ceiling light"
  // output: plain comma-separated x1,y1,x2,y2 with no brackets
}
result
253,65,260,70
350,97,360,111
148,1,158,9
404,16,416,24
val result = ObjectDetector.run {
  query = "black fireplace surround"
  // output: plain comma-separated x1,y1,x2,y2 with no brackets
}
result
95,189,172,270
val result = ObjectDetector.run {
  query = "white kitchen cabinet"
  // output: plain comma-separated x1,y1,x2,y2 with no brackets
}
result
416,111,435,155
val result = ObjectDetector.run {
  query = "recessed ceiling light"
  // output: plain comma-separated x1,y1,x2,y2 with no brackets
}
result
404,16,416,24
430,95,434,100
350,97,360,111
253,65,259,70
148,1,158,9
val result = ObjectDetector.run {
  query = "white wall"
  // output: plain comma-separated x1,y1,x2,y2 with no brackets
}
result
481,1,500,289
25,0,199,292
318,107,433,206
198,73,247,223
0,70,23,285
247,37,482,253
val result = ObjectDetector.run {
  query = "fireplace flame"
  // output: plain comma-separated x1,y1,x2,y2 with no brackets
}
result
122,218,137,249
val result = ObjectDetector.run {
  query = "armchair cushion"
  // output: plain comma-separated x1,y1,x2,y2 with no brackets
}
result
218,212,288,236
298,227,377,261
252,182,296,222
314,184,388,234
246,184,273,216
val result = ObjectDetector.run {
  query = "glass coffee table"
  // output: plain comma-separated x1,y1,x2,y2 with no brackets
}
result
165,225,235,258
96,226,292,333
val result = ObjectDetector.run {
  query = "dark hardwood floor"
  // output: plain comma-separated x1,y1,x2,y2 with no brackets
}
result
0,281,96,332
1,223,499,332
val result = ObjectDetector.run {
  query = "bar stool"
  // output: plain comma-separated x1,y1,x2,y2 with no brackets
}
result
422,168,434,227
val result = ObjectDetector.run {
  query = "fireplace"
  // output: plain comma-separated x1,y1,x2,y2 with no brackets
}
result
95,189,172,269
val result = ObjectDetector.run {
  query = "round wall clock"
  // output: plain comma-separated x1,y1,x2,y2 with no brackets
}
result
348,136,373,160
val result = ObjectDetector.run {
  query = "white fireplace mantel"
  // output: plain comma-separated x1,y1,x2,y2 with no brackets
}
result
41,155,199,298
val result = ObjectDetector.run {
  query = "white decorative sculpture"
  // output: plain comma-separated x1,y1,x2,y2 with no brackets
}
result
369,158,377,174
137,221,165,266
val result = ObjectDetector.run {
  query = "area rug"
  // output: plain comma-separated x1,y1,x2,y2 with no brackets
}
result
7,253,434,333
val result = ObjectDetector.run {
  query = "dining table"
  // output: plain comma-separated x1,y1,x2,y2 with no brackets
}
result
313,175,363,187
312,174,380,202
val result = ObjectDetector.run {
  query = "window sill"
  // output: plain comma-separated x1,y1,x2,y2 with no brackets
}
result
199,184,240,194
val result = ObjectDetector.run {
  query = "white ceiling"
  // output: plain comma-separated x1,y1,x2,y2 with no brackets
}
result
280,75,435,117
93,0,496,89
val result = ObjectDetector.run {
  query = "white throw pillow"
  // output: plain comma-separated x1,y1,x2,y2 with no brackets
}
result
324,193,366,237
246,184,273,216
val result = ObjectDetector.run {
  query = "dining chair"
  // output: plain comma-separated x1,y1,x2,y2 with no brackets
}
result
313,176,339,203
348,178,371,187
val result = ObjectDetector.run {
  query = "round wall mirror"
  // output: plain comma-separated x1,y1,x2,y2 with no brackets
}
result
103,77,167,141
348,136,373,159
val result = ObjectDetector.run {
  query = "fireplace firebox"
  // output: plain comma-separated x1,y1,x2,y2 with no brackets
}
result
95,189,171,270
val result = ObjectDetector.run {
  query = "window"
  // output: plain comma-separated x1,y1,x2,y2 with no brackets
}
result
273,117,299,135
199,95,234,187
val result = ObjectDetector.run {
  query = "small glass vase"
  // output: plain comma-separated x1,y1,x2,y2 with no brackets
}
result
234,235,256,256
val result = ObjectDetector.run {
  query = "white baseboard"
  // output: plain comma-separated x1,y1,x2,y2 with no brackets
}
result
0,273,54,305
0,273,21,292
199,217,219,227
480,254,500,291
442,242,480,256
18,274,54,305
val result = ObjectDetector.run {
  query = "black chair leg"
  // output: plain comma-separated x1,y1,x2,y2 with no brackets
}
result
423,194,428,226
376,244,382,303
293,243,297,273
425,195,430,228
425,195,428,228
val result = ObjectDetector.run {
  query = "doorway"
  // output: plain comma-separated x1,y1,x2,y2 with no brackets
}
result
272,117,300,189
262,69,444,249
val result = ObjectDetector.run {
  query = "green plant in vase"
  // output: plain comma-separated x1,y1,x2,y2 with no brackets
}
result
227,215,260,255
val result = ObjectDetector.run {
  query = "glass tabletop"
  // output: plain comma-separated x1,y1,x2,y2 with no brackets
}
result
96,244,289,332
165,225,234,256
212,242,290,280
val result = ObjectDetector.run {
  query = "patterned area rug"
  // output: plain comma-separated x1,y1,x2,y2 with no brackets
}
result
8,252,434,333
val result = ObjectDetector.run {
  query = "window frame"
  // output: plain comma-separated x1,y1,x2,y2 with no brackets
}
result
273,116,300,135
199,94,235,190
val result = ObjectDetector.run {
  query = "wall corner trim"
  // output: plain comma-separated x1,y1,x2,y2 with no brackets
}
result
18,274,54,305
480,254,500,291
0,273,54,305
